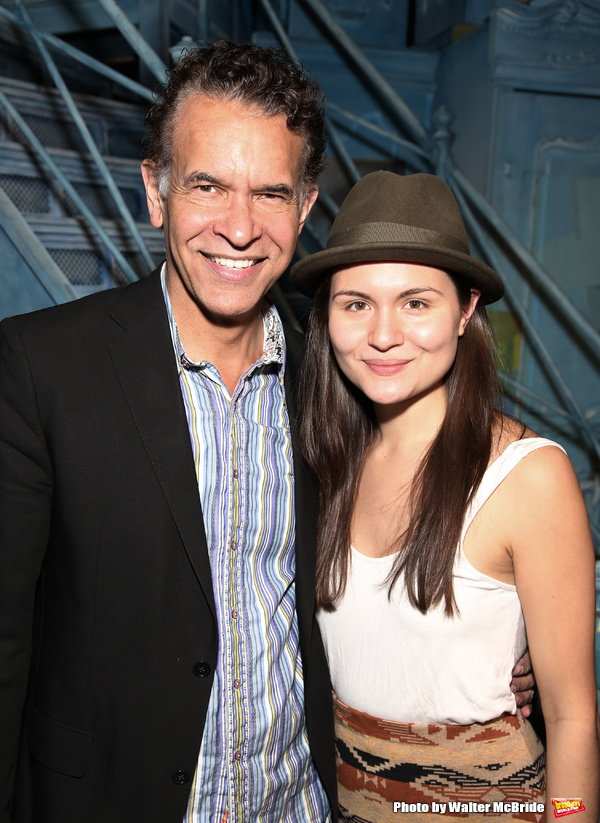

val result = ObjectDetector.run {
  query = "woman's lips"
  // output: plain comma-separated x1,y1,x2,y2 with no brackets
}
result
363,360,410,376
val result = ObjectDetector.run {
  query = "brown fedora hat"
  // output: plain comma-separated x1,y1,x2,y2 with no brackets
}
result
291,172,504,303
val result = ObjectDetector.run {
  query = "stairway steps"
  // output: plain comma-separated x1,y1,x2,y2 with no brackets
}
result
24,213,163,291
0,75,148,159
0,69,158,300
0,140,148,221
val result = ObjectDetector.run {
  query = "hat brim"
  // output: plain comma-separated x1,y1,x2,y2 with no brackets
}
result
290,241,504,304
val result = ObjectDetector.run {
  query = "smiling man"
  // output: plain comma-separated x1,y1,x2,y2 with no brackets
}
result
0,41,334,823
141,90,317,391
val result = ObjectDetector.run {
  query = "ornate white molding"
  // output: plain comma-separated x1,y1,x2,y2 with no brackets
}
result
535,134,600,157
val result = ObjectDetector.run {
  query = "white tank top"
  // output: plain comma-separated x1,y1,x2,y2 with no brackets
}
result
317,437,565,725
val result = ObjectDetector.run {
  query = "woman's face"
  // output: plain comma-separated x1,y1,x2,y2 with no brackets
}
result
328,262,480,411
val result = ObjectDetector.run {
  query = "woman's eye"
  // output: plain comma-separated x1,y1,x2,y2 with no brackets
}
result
348,301,368,311
406,299,425,310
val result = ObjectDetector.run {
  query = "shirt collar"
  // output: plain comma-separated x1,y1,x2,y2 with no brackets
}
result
160,263,286,376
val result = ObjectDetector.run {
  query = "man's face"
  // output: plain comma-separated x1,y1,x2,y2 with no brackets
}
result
142,94,318,328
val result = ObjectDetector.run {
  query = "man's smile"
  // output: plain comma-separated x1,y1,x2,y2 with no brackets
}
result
203,253,261,269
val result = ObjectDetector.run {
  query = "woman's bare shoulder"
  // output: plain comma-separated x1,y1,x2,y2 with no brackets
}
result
490,415,536,460
491,416,571,479
490,419,580,516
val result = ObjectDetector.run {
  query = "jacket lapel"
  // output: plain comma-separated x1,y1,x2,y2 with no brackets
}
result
107,271,216,621
284,327,319,658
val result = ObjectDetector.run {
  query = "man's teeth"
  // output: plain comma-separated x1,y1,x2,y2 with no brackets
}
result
207,255,256,269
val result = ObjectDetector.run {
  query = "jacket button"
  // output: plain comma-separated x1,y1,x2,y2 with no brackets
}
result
193,661,211,678
172,770,190,785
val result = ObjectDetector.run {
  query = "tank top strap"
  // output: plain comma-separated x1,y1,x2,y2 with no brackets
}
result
460,437,567,541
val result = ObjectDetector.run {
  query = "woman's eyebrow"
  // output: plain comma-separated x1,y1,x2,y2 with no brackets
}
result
330,289,371,300
331,286,443,300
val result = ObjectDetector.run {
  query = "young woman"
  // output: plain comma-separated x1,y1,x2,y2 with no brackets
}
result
291,172,599,822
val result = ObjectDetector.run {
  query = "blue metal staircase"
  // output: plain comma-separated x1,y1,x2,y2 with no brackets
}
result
0,0,598,499
0,2,599,701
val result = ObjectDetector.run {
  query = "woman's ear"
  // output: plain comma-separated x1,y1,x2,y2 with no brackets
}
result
458,289,482,336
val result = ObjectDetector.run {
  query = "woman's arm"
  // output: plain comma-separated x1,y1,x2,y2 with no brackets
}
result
509,446,599,823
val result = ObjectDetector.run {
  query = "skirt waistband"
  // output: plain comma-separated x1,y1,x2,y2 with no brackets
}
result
334,694,523,744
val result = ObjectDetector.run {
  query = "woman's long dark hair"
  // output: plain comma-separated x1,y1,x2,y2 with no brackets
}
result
298,271,502,615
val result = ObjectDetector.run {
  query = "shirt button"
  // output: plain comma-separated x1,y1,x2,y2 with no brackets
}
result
231,609,238,619
230,541,237,550
193,661,211,678
233,469,239,479
172,770,190,784
234,751,242,761
233,679,241,689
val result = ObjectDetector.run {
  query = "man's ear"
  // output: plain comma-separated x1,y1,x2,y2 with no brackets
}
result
298,185,319,234
141,160,165,229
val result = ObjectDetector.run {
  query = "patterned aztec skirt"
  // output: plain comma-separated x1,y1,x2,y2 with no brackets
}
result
334,695,546,823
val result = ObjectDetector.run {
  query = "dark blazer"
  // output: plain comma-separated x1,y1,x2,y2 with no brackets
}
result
0,269,336,823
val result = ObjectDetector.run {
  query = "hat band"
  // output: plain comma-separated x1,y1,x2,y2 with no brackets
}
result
327,221,469,254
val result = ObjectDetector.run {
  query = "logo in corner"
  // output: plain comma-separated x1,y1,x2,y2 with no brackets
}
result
551,799,585,818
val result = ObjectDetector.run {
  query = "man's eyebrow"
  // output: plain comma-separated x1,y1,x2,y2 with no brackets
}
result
259,183,295,198
183,171,221,187
181,173,294,199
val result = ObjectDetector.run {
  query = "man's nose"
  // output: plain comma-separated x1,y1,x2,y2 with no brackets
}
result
212,194,262,248
368,309,404,350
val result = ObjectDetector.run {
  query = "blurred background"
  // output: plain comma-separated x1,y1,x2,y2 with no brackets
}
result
0,0,598,705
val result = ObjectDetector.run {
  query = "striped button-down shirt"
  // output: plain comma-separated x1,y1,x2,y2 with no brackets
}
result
161,272,330,823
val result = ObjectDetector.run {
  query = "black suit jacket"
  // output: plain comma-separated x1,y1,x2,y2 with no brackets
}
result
0,269,336,823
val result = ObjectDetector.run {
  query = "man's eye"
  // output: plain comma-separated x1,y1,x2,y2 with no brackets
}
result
197,184,217,193
260,193,285,202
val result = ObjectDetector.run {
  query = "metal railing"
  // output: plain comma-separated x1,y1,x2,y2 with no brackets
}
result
0,0,598,542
